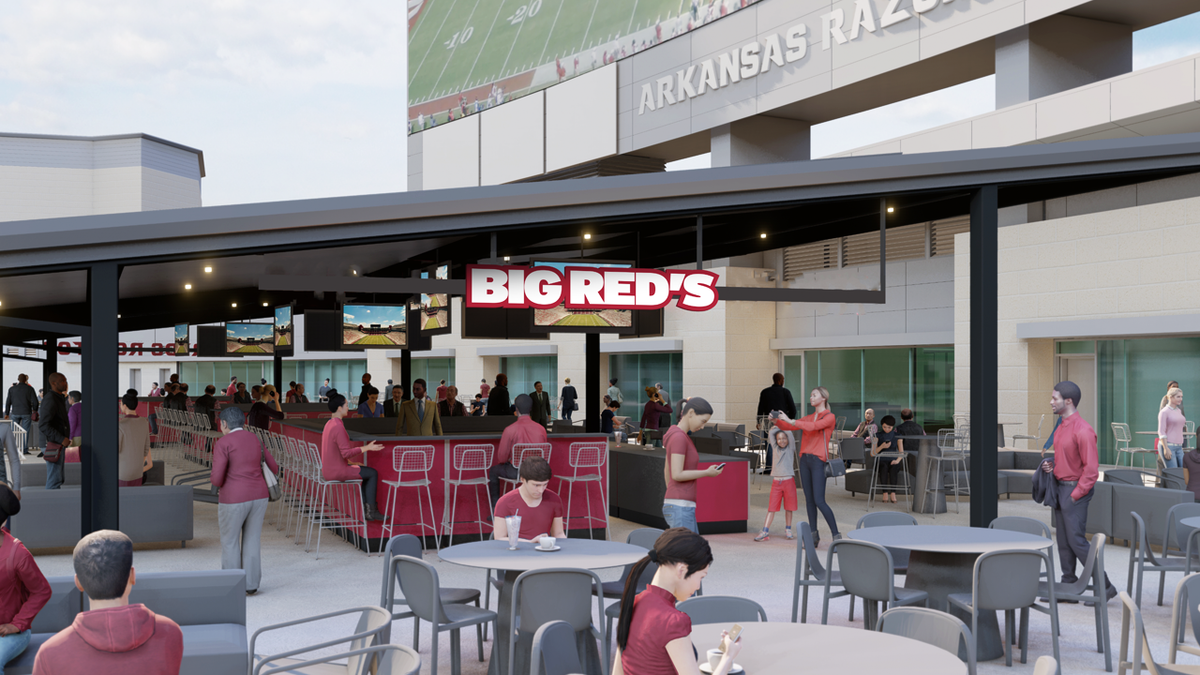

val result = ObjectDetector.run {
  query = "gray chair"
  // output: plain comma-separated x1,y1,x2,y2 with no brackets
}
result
856,511,916,574
1118,591,1200,675
380,535,482,648
948,549,1060,668
1025,533,1111,672
822,539,927,630
390,555,496,675
990,515,1055,580
600,528,662,599
531,620,585,675
1129,512,1193,607
251,606,391,675
1169,573,1200,666
791,521,853,624
509,568,607,675
1161,503,1200,572
260,644,420,675
1033,656,1058,675
677,596,767,624
603,558,657,666
877,606,976,675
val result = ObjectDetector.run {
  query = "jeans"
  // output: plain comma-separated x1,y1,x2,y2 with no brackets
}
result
1164,443,1184,469
358,466,379,507
46,459,64,490
487,463,519,507
0,629,31,674
562,407,573,422
797,453,839,537
662,503,698,533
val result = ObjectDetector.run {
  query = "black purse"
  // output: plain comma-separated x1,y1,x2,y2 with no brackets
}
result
825,457,846,478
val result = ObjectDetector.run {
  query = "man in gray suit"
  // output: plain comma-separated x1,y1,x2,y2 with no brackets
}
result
530,381,552,427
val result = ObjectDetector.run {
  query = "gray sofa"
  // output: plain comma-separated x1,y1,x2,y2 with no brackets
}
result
842,446,1043,498
9,485,194,549
1092,476,1195,545
7,570,247,675
21,460,166,487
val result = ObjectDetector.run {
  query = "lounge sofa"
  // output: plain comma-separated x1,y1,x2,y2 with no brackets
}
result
9,484,194,549
21,459,166,487
7,569,248,675
842,445,1044,498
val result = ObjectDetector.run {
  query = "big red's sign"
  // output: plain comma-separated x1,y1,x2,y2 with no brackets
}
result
466,265,719,311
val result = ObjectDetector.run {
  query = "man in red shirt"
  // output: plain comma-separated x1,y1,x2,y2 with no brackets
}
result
488,394,547,507
493,457,566,542
1040,381,1116,599
33,530,184,675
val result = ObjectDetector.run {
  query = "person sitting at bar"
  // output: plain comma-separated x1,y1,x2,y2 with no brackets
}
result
0,484,52,674
193,385,218,431
396,379,443,436
33,530,184,675
384,385,404,418
872,415,901,504
356,385,384,418
639,386,672,442
438,386,467,417
601,400,620,437
486,374,510,417
225,377,238,398
294,383,309,403
118,391,152,487
248,385,283,431
285,382,300,404
470,394,485,417
233,382,252,405
488,394,547,507
895,408,925,455
492,457,566,542
321,390,386,521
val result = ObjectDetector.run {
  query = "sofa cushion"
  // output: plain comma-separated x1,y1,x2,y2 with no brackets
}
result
120,570,246,627
998,470,1035,495
178,624,249,675
10,485,193,549
1012,450,1048,471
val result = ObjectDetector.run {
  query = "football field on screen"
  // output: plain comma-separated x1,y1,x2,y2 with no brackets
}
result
408,0,686,108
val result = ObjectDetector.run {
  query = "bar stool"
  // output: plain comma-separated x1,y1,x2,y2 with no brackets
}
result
557,442,609,540
305,441,371,559
382,444,441,550
926,429,969,514
442,443,495,546
498,443,552,496
867,449,912,511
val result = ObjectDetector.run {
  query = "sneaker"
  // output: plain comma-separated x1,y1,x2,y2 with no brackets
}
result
832,533,844,541
785,529,795,540
754,531,770,542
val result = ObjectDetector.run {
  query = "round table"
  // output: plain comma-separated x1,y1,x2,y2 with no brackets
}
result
690,622,966,675
440,539,646,675
849,525,1052,662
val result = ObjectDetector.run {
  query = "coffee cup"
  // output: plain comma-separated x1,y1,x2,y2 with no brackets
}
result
706,648,724,671
539,536,555,549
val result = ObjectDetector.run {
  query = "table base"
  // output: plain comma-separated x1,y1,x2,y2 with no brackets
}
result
906,551,1005,661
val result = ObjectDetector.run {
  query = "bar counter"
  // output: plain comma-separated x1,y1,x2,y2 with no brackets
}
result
608,443,749,534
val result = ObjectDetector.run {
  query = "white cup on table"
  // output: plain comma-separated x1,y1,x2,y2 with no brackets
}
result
538,536,555,549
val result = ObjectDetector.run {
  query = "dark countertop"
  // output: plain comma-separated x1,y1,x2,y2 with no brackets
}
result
277,417,606,443
609,443,749,463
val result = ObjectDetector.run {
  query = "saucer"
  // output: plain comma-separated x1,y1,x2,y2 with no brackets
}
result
535,545,561,552
699,662,743,674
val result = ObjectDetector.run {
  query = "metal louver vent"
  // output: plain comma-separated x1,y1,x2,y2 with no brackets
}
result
782,241,837,281
842,231,882,268
931,216,970,257
885,223,927,262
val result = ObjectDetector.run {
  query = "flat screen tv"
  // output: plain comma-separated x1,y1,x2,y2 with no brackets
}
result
530,259,635,334
419,292,452,336
273,304,294,353
173,323,189,356
225,321,275,356
342,304,408,348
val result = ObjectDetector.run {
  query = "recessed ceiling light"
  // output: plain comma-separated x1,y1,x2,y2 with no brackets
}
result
184,284,192,290
887,207,894,213
231,303,238,308
584,234,591,240
352,269,358,275
117,314,121,318
204,266,212,273
262,302,268,307
503,256,510,262
760,233,767,239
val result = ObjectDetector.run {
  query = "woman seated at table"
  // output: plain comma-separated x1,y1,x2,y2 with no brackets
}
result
613,528,741,675
492,457,566,542
321,390,387,521
356,385,384,418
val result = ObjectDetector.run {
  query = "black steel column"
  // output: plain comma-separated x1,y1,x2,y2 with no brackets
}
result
82,262,120,535
969,185,999,528
585,333,600,432
42,339,58,392
273,352,283,392
695,215,704,270
401,349,412,401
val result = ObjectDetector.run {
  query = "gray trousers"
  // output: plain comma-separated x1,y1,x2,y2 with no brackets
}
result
219,498,268,592
1054,483,1113,588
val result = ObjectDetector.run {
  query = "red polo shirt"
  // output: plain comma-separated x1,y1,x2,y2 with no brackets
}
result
619,584,693,675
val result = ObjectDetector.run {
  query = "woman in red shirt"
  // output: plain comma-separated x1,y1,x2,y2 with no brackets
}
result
662,398,724,533
613,528,741,675
772,386,840,546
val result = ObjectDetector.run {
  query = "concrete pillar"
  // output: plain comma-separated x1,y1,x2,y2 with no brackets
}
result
995,15,1131,109
711,116,810,168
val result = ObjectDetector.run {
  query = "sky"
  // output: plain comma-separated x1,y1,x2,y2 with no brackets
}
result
0,4,1197,205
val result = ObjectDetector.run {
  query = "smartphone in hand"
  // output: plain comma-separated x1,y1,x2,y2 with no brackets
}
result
720,623,743,652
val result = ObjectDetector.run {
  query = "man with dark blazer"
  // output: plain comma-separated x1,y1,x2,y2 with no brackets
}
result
529,381,551,427
384,385,404,418
395,379,442,436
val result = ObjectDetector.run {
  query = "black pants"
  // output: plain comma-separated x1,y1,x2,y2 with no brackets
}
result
358,465,379,507
877,457,902,488
1054,483,1113,588
488,463,519,506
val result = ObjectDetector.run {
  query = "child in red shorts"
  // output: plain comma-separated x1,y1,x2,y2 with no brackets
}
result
755,428,798,541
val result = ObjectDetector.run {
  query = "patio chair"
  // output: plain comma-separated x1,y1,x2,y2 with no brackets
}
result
1112,423,1156,468
877,606,976,675
379,534,482,649
948,549,1060,667
508,568,607,675
677,596,766,624
823,539,927,630
1129,512,1193,607
390,555,496,675
1024,533,1111,672
792,521,853,624
250,605,391,675
990,516,1055,579
1118,591,1200,675
531,621,585,675
1169,573,1200,665
600,528,661,599
857,511,916,574
259,644,420,675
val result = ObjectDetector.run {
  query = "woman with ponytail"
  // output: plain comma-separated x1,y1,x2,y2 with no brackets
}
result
613,528,741,675
662,397,724,533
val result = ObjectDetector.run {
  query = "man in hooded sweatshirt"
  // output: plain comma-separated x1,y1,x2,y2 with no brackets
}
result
33,530,183,675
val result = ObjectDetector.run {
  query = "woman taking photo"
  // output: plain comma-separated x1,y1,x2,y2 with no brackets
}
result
773,387,841,546
612,528,741,675
662,398,724,533
1160,386,1187,468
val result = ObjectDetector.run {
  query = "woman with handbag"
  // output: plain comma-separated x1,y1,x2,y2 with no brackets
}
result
772,387,841,546
210,406,279,596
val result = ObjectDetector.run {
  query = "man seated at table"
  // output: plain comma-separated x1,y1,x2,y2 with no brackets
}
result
492,457,566,543
488,394,547,507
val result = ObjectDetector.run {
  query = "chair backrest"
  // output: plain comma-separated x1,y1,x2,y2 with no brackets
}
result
1070,533,1107,595
840,438,865,462
627,528,662,550
971,549,1046,610
829,539,896,602
1132,512,1165,566
1034,414,1045,437
1171,573,1200,661
796,521,827,580
381,535,424,606
1165,502,1200,552
857,512,918,529
568,442,606,469
676,596,766,624
374,645,421,675
530,620,585,675
390,555,448,624
1119,590,1166,675
877,606,974,671
512,443,552,470
1032,656,1057,675
1112,422,1132,445
453,443,494,472
989,516,1052,540
513,568,603,633
347,607,393,675
393,444,436,475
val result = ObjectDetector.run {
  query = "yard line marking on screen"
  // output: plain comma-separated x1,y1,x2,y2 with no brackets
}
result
410,0,465,99
461,0,514,101
577,0,603,61
426,0,485,106
496,0,537,86
533,0,568,71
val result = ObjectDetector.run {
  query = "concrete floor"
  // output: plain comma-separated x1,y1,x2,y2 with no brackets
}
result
21,459,1200,675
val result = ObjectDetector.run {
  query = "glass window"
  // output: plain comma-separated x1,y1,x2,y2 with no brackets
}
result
814,350,861,422
501,356,559,411
608,352,683,412
1057,340,1095,354
913,347,954,429
863,348,910,422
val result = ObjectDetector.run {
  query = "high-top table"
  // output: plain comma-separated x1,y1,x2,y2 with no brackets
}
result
440,538,646,675
690,622,966,675
849,525,1052,661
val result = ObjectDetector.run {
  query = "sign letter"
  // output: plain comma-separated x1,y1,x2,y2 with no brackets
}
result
785,24,808,62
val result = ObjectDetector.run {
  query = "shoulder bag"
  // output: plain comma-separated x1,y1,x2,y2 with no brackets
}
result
818,411,846,478
261,443,281,502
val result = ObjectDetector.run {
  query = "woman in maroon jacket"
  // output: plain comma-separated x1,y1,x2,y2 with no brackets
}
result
639,386,673,441
321,391,386,521
0,484,52,672
210,406,279,595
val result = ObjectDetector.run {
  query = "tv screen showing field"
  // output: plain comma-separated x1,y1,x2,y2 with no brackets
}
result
174,323,189,357
531,261,633,330
274,306,293,348
226,322,275,355
343,305,408,347
420,293,450,332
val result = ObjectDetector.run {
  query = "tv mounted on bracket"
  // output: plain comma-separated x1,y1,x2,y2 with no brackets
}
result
273,304,294,354
173,323,190,357
225,321,274,356
342,304,408,349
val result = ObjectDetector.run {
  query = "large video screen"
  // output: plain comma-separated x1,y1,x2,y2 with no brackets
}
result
530,260,634,334
225,322,275,356
407,0,750,131
173,323,189,357
343,304,408,348
420,293,452,336
274,304,294,353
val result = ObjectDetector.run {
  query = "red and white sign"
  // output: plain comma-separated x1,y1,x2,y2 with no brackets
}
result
466,265,720,311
